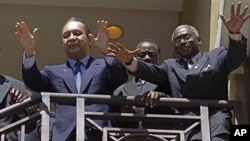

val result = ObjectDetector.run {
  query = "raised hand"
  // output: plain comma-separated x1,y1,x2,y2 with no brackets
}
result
88,20,109,54
219,1,249,34
15,21,38,57
108,43,140,64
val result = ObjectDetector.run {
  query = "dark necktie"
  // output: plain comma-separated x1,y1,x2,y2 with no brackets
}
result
74,62,83,93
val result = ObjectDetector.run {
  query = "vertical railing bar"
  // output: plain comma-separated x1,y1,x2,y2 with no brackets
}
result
41,93,51,141
1,133,5,141
76,96,85,140
200,102,211,141
20,124,25,141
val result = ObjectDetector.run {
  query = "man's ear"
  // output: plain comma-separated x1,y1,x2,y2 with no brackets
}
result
197,37,202,45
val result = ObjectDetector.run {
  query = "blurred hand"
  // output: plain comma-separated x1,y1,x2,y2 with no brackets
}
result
88,20,109,54
120,105,136,113
9,88,27,105
15,21,38,57
141,91,164,108
108,42,140,64
219,1,249,34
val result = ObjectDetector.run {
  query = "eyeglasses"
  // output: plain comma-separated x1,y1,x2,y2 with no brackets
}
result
173,34,193,45
136,51,158,58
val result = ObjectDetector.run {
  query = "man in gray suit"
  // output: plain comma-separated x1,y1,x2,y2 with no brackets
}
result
0,73,30,140
107,1,249,141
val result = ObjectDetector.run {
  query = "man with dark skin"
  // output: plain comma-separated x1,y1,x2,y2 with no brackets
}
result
15,17,128,141
113,39,173,129
107,1,249,141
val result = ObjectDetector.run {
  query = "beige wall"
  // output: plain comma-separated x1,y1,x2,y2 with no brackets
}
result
179,0,211,52
0,3,180,81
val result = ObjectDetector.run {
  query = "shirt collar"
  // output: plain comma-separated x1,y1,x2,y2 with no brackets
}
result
68,55,89,69
184,52,201,64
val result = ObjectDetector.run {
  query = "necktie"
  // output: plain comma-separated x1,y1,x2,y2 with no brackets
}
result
74,62,83,93
136,79,145,90
187,59,193,69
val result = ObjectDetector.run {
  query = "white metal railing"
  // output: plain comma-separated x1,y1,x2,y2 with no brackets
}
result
0,92,243,141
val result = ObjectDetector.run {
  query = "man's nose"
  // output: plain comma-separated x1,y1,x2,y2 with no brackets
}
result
144,54,151,59
69,33,76,40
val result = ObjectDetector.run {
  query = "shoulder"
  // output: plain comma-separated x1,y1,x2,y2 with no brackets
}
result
207,46,227,56
44,63,68,71
162,58,176,65
1,74,23,84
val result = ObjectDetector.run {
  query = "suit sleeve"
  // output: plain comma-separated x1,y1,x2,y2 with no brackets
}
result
104,56,128,90
132,60,170,88
225,35,247,72
22,62,51,92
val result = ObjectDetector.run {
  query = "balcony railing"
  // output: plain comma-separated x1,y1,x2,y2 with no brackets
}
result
0,92,243,141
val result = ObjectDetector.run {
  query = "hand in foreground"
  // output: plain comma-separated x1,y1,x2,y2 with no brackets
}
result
107,43,140,64
9,88,28,117
89,20,109,54
120,105,136,113
15,21,38,57
141,91,165,108
219,1,249,34
9,88,27,105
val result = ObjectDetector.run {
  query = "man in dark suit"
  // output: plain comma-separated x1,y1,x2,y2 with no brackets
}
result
107,1,249,141
15,17,128,141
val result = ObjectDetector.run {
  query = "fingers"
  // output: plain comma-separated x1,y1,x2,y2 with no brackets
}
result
97,20,108,30
142,91,161,108
240,6,248,18
236,2,241,16
242,14,250,24
108,43,121,53
132,48,141,56
97,20,109,36
231,3,235,16
9,88,27,104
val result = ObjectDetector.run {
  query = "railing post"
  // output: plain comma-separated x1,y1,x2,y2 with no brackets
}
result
41,93,51,141
200,102,211,141
76,96,85,140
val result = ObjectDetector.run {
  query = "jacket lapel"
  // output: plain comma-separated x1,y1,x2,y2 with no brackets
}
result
79,57,98,93
184,53,209,95
0,75,11,104
142,82,157,94
62,63,78,93
123,78,141,96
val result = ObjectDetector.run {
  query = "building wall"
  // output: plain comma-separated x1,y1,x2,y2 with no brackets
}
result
0,2,180,81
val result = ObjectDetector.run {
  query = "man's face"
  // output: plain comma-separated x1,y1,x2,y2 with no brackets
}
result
136,41,160,65
172,26,200,59
62,21,90,60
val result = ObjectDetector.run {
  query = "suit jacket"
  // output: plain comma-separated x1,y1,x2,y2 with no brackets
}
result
22,56,128,141
113,77,173,129
0,74,27,141
133,37,247,139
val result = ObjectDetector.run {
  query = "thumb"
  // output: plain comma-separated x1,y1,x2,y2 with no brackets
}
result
33,28,39,40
